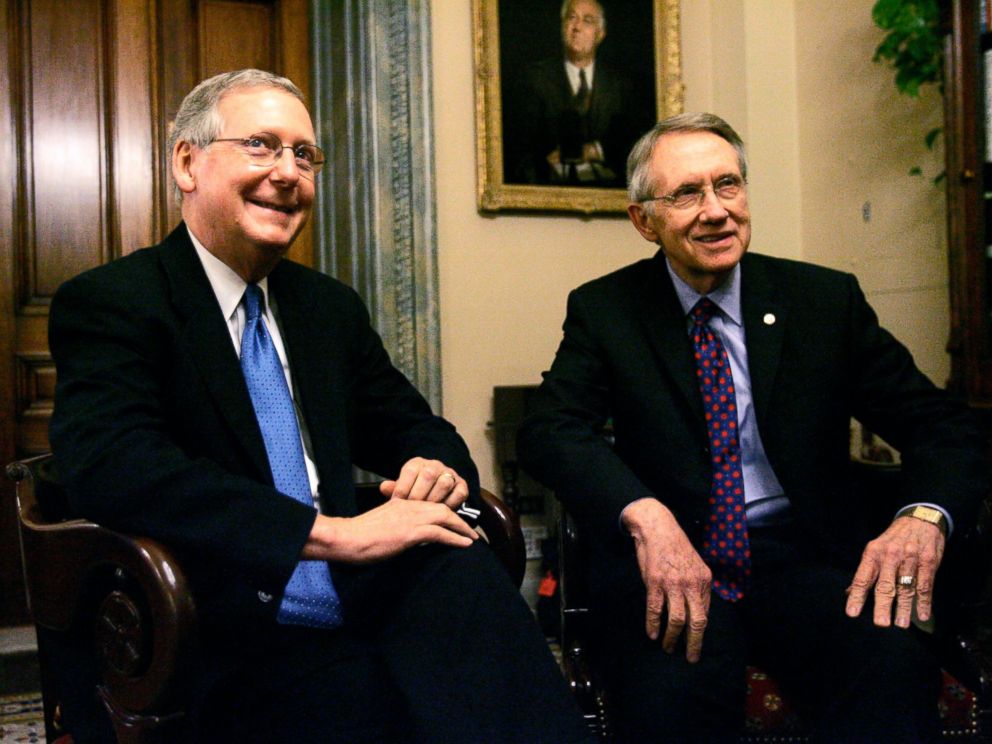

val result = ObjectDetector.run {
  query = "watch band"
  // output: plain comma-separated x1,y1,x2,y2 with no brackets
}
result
896,505,948,537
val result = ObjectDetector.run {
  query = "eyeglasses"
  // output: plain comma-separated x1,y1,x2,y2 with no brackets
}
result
209,132,325,177
640,175,746,210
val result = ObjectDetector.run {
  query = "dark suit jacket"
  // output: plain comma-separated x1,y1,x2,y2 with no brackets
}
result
508,58,643,186
48,224,479,636
518,250,987,599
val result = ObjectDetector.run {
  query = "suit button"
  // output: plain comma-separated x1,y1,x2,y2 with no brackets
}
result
258,591,273,603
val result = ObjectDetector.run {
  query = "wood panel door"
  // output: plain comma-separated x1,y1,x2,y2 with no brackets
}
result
0,0,311,626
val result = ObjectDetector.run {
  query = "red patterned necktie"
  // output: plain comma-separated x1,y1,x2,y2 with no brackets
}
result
691,298,751,601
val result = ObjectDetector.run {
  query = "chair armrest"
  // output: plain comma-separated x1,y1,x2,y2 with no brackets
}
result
8,457,198,716
477,489,526,588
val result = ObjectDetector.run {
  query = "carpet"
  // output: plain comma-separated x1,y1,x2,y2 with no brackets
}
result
0,693,44,742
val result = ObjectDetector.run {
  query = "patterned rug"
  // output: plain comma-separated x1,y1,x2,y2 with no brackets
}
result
0,694,44,743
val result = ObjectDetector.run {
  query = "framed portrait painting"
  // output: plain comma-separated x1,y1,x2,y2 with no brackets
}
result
472,0,683,214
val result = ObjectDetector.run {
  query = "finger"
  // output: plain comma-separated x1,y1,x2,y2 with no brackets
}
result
424,468,458,503
440,475,469,508
644,586,666,641
872,549,900,627
407,463,442,502
845,553,879,617
432,506,479,540
661,592,686,654
894,558,918,629
914,539,942,622
379,480,396,498
684,588,709,664
414,524,476,548
390,459,424,500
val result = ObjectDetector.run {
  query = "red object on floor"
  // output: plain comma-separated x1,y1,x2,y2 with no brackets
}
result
744,666,978,735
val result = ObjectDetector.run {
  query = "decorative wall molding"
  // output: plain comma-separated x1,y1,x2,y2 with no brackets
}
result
311,0,442,412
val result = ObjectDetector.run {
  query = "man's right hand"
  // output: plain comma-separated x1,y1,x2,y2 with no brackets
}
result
303,499,477,564
622,498,712,663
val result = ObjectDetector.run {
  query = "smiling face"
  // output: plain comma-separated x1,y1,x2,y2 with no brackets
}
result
627,131,751,295
173,86,316,281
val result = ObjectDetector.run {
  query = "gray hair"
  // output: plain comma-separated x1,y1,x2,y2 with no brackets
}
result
626,113,747,205
560,0,606,32
169,69,306,200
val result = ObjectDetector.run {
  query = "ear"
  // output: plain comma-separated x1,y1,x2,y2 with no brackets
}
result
172,140,198,196
627,203,660,243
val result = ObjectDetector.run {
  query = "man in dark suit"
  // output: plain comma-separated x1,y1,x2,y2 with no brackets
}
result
518,112,988,742
49,69,592,743
508,0,643,187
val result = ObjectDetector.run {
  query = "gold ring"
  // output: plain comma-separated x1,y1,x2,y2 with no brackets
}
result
440,472,456,481
897,575,915,588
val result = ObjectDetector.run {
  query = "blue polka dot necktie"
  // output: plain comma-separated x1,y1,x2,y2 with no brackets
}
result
691,298,751,601
240,284,342,628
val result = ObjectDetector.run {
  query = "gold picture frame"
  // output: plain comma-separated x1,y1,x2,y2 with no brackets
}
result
473,0,683,215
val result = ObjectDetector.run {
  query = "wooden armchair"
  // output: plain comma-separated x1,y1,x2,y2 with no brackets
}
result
556,459,992,742
7,454,525,744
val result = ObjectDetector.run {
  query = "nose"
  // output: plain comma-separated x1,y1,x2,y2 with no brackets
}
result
268,147,301,184
698,187,730,222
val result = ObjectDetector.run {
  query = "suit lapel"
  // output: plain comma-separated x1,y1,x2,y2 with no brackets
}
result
267,264,356,507
740,255,787,429
158,225,272,483
267,263,325,442
635,252,706,429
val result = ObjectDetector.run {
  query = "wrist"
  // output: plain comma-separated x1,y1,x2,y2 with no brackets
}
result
621,497,672,535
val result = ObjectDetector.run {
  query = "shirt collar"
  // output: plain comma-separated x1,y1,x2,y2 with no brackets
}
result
564,60,595,90
664,257,743,328
187,226,270,320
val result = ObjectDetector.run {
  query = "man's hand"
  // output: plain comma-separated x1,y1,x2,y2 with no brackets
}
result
379,457,469,510
622,498,712,663
581,142,603,163
304,498,478,564
845,516,945,628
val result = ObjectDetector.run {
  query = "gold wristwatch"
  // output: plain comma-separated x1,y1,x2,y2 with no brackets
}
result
896,505,948,537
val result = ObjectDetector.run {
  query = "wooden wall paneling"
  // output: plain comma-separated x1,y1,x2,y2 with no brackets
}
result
156,0,198,237
200,1,276,78
24,0,111,298
113,0,158,255
0,0,29,626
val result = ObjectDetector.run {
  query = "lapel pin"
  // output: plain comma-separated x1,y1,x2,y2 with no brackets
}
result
763,313,776,325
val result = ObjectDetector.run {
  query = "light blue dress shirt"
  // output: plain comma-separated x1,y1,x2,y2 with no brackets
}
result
665,261,792,527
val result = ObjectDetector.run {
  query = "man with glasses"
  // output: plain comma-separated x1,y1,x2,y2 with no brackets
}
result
49,69,592,743
518,113,987,742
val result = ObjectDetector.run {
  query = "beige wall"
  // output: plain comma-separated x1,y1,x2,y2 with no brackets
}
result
430,0,948,492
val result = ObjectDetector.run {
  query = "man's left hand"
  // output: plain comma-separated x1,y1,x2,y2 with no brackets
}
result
845,516,945,628
379,457,469,510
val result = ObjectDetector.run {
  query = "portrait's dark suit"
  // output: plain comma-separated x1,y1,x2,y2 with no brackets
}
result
49,224,585,743
508,58,644,187
518,249,988,740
